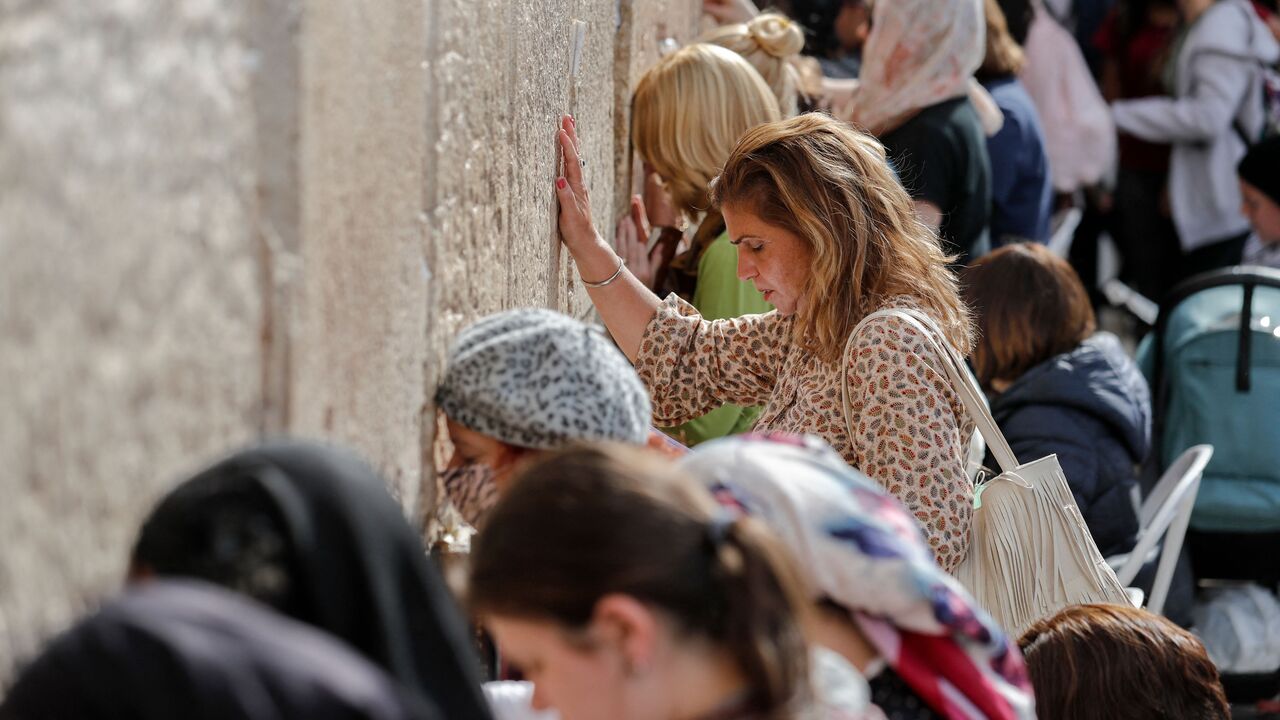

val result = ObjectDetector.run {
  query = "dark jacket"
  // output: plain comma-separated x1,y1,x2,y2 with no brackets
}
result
988,333,1151,557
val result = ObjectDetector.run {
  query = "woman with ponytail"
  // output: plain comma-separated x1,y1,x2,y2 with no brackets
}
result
468,444,870,720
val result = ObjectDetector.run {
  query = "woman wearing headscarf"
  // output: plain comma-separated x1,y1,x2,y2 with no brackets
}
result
681,434,1036,720
838,0,996,263
128,440,493,720
1,580,434,720
435,308,654,527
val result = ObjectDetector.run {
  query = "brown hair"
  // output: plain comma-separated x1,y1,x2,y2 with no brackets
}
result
1019,604,1230,720
710,112,973,364
468,445,811,718
978,0,1026,80
960,242,1096,388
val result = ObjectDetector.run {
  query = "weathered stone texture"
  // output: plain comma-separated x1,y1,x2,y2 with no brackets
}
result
0,0,699,680
613,0,704,217
289,0,432,510
0,0,264,678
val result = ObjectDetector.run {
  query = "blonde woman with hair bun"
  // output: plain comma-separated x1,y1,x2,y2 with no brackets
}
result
699,13,814,117
619,42,783,446
553,111,979,573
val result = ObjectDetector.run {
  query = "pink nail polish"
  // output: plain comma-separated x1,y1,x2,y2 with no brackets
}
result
557,177,567,189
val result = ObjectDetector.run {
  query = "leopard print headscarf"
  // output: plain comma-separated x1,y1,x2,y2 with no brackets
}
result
436,309,652,450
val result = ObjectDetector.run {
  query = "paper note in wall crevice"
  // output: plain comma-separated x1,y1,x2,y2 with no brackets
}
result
569,20,586,79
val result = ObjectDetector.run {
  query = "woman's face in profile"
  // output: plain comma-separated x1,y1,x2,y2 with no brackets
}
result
486,615,630,720
723,203,813,316
439,418,536,526
486,597,676,720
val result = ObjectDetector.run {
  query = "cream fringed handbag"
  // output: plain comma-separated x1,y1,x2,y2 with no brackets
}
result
843,308,1132,637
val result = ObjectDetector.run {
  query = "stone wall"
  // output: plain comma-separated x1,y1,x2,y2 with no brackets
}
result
0,0,700,681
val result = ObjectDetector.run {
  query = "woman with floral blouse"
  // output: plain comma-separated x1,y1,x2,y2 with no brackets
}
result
552,112,976,572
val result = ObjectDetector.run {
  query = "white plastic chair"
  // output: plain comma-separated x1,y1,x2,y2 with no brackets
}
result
1106,445,1214,616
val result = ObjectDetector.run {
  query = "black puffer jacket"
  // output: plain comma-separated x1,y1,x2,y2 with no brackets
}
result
988,333,1151,557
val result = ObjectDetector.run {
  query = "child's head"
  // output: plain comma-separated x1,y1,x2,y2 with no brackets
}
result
1238,136,1280,246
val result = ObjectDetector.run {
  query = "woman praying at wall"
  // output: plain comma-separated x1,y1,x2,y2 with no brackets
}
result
554,112,978,572
618,42,781,446
434,308,654,528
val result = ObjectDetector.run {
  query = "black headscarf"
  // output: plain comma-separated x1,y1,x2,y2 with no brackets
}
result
1,580,436,720
129,440,493,720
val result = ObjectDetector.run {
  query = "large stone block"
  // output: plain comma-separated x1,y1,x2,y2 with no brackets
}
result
288,0,432,510
0,0,265,678
0,0,701,682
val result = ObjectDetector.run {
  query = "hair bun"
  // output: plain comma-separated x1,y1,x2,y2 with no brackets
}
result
747,13,805,59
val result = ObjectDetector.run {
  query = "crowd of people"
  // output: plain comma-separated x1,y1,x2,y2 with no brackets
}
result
6,0,1280,717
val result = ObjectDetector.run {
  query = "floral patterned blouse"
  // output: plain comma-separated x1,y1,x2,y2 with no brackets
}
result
635,294,975,572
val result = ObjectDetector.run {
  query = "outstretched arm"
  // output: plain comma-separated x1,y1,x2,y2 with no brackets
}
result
554,115,660,361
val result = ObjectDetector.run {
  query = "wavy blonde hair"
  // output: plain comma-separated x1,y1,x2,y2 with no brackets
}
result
699,13,809,117
711,113,973,364
633,44,782,221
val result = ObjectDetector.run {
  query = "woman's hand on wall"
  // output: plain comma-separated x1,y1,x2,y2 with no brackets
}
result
555,115,606,257
554,115,663,362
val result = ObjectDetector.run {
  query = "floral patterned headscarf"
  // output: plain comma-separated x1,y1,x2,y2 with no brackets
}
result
680,433,1034,720
841,0,987,135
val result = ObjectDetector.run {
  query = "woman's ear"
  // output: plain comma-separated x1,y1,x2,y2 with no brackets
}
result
590,593,660,678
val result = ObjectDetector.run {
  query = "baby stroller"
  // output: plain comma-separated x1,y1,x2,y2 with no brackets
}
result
1138,266,1280,703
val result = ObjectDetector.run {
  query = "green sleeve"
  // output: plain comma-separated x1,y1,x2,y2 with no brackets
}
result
663,234,772,446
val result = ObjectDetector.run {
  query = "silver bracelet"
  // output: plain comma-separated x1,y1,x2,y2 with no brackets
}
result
582,256,626,288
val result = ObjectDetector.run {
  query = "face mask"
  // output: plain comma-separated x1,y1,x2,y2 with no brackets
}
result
439,463,500,528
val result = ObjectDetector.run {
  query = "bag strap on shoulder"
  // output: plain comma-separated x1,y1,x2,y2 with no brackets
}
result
843,308,1021,472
